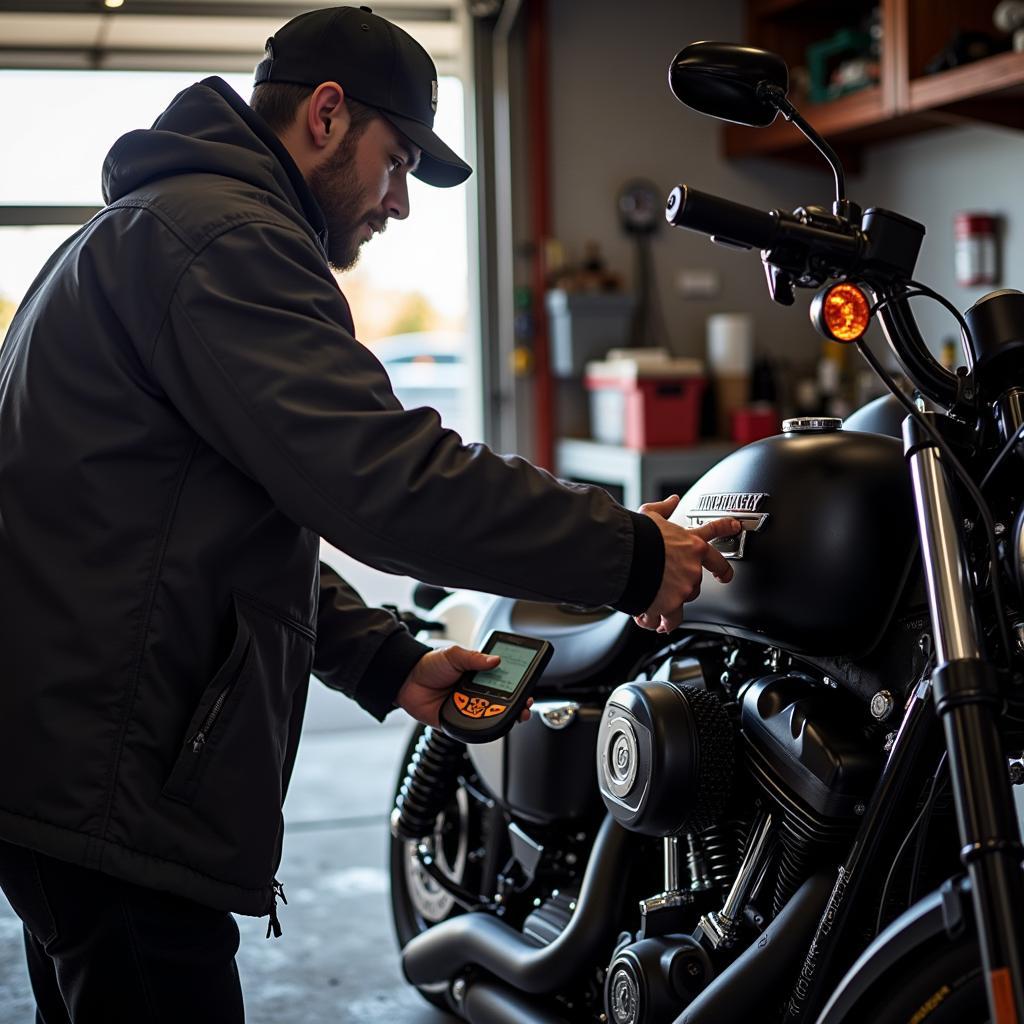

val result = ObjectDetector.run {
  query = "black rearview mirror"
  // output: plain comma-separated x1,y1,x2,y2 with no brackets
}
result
668,41,789,128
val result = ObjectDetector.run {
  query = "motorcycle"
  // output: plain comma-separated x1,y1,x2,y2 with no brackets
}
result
386,41,1024,1024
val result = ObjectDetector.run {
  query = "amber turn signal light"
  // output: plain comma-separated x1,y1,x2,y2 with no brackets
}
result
811,282,872,343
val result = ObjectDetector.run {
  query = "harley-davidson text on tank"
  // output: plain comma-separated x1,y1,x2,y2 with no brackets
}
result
683,492,769,559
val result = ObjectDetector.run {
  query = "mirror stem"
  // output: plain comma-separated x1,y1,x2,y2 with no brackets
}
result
758,83,846,207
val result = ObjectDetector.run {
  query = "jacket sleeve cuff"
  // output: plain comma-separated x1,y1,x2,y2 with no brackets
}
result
353,629,432,722
612,511,665,615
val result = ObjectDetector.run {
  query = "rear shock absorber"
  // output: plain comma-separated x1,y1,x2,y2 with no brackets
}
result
391,727,466,841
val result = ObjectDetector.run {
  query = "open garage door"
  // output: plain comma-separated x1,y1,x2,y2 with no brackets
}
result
0,0,480,615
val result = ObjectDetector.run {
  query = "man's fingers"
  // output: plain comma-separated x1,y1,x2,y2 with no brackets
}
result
701,541,734,583
445,646,501,671
639,604,685,633
634,611,659,631
639,494,681,517
659,610,683,633
690,518,739,584
691,516,741,542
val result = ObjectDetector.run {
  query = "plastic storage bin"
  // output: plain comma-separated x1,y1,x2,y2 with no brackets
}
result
546,290,636,377
585,351,705,449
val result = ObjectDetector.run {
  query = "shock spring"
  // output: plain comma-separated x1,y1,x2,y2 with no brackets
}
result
700,822,738,904
392,727,466,841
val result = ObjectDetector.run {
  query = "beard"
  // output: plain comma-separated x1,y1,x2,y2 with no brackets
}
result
308,130,383,272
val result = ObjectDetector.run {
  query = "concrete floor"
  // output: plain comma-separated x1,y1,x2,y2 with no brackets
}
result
0,688,457,1024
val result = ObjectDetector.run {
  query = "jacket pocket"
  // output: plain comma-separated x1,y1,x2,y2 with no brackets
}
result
162,595,255,805
161,591,314,812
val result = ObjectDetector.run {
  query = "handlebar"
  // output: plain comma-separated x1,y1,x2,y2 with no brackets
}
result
666,182,969,414
665,185,780,250
876,297,964,411
666,184,861,274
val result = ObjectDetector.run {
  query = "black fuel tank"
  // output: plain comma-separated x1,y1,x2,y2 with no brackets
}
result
669,425,917,657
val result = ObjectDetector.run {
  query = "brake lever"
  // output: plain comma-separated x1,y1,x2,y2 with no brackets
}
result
763,261,795,306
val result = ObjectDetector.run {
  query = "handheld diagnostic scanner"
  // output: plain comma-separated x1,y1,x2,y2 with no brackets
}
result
439,631,554,744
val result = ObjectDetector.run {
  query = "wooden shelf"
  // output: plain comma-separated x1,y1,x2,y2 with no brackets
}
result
909,50,1024,110
749,0,833,17
724,85,888,160
729,0,1024,162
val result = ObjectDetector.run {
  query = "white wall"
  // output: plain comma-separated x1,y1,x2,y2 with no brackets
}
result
856,124,1024,357
546,0,834,365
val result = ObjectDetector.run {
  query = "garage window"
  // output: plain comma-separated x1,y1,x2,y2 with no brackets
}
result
0,68,476,440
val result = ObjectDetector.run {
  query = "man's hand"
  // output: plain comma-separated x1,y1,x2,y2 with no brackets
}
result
395,646,534,728
634,495,741,634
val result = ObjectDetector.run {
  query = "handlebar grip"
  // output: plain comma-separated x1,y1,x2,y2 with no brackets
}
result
665,184,780,250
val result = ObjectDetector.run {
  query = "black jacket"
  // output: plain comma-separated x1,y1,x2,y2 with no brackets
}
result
0,78,663,919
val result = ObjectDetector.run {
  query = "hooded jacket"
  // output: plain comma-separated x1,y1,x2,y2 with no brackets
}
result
0,78,663,919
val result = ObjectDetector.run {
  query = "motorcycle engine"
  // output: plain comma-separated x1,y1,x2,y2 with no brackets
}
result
597,662,881,1024
597,664,880,905
596,678,735,836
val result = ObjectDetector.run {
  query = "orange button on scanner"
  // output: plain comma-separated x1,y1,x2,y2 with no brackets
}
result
484,704,507,717
463,696,490,719
453,692,470,711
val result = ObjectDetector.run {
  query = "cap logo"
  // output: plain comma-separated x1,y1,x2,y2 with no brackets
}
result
431,80,438,113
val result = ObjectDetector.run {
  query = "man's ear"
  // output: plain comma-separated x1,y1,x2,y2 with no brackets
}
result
306,82,349,150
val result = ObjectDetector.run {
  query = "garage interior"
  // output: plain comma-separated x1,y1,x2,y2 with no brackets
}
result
3,0,1024,1022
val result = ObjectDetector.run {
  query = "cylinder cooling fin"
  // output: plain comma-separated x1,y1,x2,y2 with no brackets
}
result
740,674,878,822
740,673,880,910
597,680,735,837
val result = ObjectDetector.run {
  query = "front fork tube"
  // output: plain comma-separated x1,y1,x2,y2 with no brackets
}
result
905,416,1024,1024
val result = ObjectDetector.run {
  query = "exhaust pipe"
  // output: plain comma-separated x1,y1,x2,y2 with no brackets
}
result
461,979,571,1024
402,815,630,994
673,870,834,1023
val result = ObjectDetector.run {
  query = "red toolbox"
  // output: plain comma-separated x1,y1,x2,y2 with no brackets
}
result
732,403,779,445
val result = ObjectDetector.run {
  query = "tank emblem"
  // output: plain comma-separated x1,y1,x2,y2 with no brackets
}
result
683,492,769,559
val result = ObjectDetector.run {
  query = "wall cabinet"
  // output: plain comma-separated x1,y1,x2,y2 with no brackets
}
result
726,0,1024,164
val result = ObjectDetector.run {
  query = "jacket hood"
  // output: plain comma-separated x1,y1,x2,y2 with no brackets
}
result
101,76,326,244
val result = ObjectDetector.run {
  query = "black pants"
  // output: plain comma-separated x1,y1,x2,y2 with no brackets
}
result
0,839,244,1024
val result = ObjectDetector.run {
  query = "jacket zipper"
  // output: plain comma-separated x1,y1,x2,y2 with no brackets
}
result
266,878,287,939
190,681,234,753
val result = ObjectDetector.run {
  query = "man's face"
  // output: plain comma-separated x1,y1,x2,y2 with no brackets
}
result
308,112,421,272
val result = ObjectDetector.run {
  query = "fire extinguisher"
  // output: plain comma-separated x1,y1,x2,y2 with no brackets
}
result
955,212,998,288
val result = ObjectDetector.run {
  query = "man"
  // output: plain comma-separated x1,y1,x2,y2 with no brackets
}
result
0,6,739,1021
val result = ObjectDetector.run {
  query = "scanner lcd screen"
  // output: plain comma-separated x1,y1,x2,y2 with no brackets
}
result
475,641,536,695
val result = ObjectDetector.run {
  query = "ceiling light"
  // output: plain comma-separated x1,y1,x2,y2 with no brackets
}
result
104,0,125,8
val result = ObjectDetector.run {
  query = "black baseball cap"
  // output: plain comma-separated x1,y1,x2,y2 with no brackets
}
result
254,5,471,188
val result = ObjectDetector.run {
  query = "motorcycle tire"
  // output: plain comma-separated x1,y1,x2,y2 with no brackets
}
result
832,934,987,1024
388,724,482,1012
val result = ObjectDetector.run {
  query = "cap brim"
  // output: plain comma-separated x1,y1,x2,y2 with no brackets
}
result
381,110,472,188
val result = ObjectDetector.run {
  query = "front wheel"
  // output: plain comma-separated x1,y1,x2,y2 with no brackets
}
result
841,935,987,1023
388,725,486,1010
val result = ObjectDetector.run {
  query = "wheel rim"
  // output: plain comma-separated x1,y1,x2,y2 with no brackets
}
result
403,785,470,924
